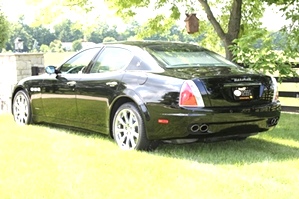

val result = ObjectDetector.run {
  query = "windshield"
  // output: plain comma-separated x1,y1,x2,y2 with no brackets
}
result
147,43,237,68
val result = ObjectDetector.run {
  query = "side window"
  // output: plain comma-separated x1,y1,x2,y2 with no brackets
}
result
90,47,133,73
60,48,100,74
127,56,152,70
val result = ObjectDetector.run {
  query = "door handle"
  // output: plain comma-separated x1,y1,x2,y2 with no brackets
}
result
106,81,118,87
67,81,76,87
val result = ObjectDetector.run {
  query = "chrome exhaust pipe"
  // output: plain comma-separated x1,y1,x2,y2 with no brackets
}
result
190,124,200,133
199,124,209,133
190,124,209,133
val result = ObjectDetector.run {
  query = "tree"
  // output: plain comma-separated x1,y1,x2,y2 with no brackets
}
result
105,0,269,60
230,28,297,77
54,20,84,42
0,11,10,50
229,0,299,78
49,40,65,52
105,0,298,77
263,0,299,51
103,37,117,42
27,25,57,46
7,20,34,52
26,0,298,77
5,16,58,52
40,44,51,52
85,21,121,43
26,0,93,25
72,39,83,51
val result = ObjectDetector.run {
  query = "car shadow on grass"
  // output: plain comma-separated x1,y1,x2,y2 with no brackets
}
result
153,137,299,165
42,123,111,140
42,123,299,165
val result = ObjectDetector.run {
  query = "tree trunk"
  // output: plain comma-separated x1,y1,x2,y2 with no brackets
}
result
224,41,234,61
198,0,242,61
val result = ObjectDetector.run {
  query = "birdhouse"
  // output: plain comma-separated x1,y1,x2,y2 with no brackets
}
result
184,13,199,34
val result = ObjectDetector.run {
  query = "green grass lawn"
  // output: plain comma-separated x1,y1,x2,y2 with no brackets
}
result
0,113,298,199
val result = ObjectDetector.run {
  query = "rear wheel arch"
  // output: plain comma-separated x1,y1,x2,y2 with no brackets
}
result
109,97,145,138
111,100,157,150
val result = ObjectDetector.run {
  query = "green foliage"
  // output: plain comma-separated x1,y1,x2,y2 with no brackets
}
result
136,15,176,39
169,25,204,42
6,20,33,52
5,16,57,52
262,0,299,63
85,21,121,43
27,25,57,46
230,0,299,78
106,0,150,19
105,0,268,59
103,37,117,42
280,1,299,52
3,0,299,80
54,20,84,42
27,0,94,24
0,11,10,50
72,39,83,51
241,0,265,27
231,29,298,78
262,0,294,5
49,40,65,52
39,44,51,52
170,4,180,20
196,21,224,54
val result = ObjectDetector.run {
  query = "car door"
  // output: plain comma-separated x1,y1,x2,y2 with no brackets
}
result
75,47,134,133
41,47,101,124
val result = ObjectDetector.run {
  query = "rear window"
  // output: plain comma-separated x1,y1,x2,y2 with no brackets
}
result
146,43,237,68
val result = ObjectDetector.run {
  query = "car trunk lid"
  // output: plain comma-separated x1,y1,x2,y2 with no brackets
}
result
197,75,274,107
163,66,275,107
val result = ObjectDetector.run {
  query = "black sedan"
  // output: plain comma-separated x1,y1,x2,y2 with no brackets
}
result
11,41,281,150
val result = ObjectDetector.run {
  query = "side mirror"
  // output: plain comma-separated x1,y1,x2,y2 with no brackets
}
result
45,66,57,74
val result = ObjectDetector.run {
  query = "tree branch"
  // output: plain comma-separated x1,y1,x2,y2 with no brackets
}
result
227,0,242,42
197,0,226,42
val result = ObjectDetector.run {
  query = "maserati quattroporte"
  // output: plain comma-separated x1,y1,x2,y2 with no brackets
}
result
11,41,281,150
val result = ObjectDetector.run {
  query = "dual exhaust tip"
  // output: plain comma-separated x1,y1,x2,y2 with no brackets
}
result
190,117,279,133
190,123,209,133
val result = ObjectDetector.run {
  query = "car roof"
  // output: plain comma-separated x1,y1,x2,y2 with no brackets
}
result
102,40,205,50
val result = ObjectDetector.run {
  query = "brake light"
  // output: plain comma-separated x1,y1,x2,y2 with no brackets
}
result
179,80,205,107
158,119,169,124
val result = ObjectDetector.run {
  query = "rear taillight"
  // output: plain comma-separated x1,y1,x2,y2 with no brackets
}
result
271,76,279,102
179,80,205,107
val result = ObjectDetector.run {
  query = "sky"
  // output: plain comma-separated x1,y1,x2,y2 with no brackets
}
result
260,5,289,31
0,0,289,32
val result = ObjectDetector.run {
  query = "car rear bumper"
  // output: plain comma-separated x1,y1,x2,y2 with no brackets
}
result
145,102,281,140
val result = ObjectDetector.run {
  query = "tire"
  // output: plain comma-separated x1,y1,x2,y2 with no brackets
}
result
112,102,153,150
12,90,32,125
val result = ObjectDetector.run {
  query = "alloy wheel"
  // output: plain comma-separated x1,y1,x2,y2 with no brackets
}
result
13,91,30,125
114,108,140,150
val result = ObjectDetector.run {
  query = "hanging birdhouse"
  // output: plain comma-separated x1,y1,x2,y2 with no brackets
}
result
184,13,199,34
